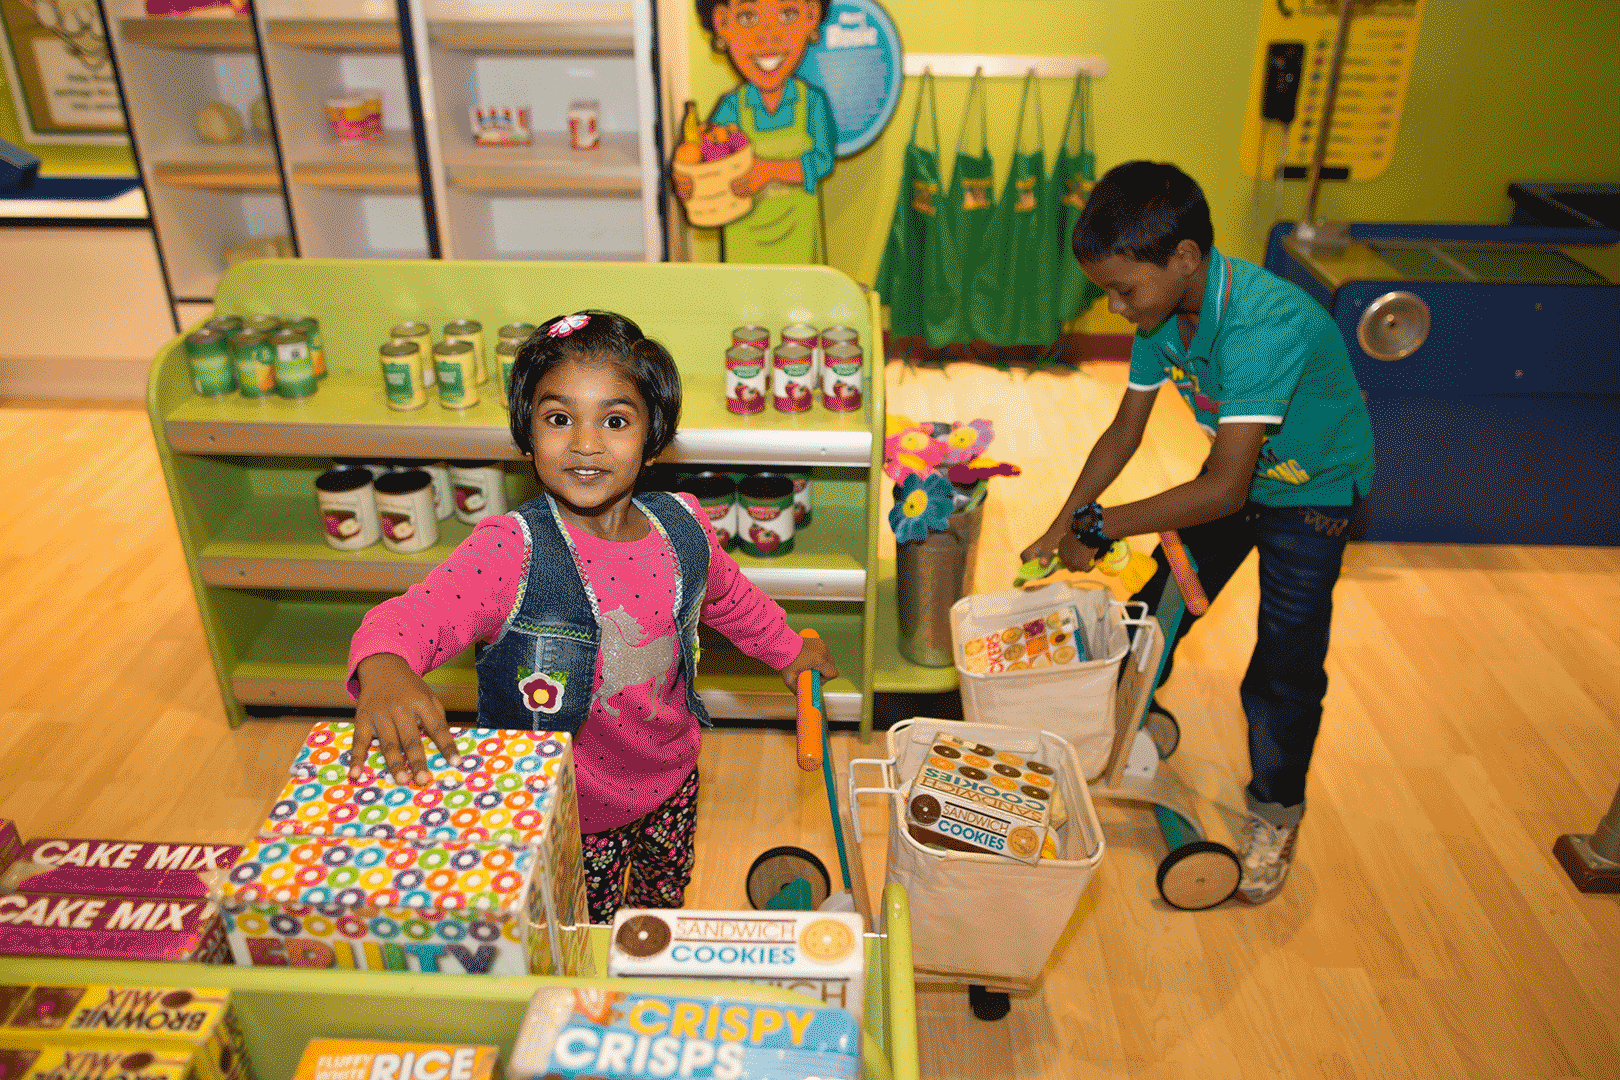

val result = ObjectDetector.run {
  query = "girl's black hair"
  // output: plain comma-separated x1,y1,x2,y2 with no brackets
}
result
1073,160,1214,267
508,311,682,463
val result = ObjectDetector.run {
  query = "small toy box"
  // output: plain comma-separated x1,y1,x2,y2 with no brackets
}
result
292,1040,498,1080
6,840,242,899
901,731,1055,865
0,984,250,1080
607,910,865,1020
0,893,232,964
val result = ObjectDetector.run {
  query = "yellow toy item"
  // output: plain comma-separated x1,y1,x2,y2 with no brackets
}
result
1095,540,1158,594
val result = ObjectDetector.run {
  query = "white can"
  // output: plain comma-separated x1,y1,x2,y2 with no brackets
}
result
568,100,600,150
772,342,815,413
393,459,453,521
315,467,381,551
373,469,439,554
449,460,508,524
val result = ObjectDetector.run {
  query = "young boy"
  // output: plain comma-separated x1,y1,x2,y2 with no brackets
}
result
1021,160,1374,904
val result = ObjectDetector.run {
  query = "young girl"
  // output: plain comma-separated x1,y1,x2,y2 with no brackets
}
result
346,310,837,922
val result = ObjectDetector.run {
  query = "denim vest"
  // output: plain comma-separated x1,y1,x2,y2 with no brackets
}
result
474,491,712,733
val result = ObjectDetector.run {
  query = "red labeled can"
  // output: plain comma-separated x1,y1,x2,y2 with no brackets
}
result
781,322,820,390
725,344,767,414
772,342,815,413
822,342,864,411
732,325,770,350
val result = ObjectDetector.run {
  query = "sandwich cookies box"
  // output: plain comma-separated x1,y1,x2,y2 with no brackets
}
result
292,1041,497,1080
904,732,1057,864
508,988,859,1080
259,723,589,977
607,910,865,1022
0,985,251,1080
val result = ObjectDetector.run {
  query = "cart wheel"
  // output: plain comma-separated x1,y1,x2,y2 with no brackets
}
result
969,984,1011,1022
746,846,831,910
1156,840,1241,910
1144,703,1180,758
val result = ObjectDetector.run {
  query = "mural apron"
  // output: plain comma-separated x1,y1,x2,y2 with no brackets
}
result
725,79,826,265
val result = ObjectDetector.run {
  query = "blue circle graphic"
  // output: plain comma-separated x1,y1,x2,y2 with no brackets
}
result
797,0,903,158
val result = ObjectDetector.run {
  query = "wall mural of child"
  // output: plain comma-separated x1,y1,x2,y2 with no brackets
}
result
678,0,838,264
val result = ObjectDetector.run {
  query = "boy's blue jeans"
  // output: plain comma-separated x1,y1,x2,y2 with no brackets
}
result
1130,499,1356,820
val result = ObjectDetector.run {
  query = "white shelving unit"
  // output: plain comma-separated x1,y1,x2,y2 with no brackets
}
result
102,1,291,320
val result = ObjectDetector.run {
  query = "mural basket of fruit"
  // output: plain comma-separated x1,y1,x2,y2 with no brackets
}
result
673,117,754,228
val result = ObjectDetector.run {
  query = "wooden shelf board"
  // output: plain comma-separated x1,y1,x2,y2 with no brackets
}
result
121,16,256,50
443,132,640,195
154,163,282,191
264,18,400,51
429,21,632,54
290,132,420,190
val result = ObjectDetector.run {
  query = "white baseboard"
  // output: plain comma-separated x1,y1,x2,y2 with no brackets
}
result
0,357,152,401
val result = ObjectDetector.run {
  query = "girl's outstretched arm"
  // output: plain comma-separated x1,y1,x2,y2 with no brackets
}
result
353,652,458,786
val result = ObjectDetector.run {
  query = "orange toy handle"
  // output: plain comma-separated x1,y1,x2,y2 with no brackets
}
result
1159,531,1209,617
796,629,824,772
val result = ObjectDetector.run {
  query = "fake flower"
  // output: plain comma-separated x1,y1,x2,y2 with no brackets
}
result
942,419,994,463
883,423,946,485
888,472,955,545
947,458,1021,484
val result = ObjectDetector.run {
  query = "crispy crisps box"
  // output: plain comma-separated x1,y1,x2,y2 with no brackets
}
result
5,841,242,900
0,893,232,964
292,1040,498,1080
0,986,249,1080
260,724,589,976
902,731,1055,865
0,1043,208,1080
218,836,563,976
607,910,865,1022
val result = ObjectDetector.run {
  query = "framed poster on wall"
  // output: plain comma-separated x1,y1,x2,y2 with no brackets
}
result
0,0,127,143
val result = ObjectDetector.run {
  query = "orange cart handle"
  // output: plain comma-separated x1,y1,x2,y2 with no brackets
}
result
1159,531,1209,617
796,629,823,772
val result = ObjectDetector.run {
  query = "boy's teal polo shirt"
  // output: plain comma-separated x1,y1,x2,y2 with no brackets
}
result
1127,246,1375,507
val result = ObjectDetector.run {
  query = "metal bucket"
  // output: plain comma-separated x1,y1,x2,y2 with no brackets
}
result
896,500,984,667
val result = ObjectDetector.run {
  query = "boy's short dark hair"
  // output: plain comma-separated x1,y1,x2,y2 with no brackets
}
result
1073,160,1214,266
508,311,682,463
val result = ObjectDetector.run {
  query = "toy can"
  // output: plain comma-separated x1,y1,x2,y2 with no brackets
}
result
725,344,767,414
390,321,436,387
732,325,770,350
315,467,380,550
285,316,326,378
374,469,439,554
244,315,282,335
787,469,812,527
498,322,536,345
433,339,479,409
448,460,508,524
378,339,427,410
203,314,243,336
326,89,382,141
568,100,600,149
737,473,795,557
183,327,235,397
821,325,859,352
822,342,864,411
675,471,738,550
230,329,278,398
496,339,520,406
444,318,488,384
392,458,453,521
772,342,814,413
782,321,820,387
270,326,318,398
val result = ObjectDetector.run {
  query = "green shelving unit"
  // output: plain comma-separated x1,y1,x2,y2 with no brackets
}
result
149,259,890,737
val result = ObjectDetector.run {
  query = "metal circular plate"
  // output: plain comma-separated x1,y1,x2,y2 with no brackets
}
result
1357,290,1431,361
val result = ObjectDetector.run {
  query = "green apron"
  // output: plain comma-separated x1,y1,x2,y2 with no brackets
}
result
923,70,995,350
1051,72,1104,323
724,79,826,265
968,71,1060,348
874,71,943,341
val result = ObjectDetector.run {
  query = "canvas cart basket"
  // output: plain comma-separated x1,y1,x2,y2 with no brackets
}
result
951,580,1156,780
849,718,1104,991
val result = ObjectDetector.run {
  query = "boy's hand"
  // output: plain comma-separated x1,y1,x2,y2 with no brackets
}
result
352,653,461,786
777,633,838,691
1057,532,1101,574
1020,522,1070,569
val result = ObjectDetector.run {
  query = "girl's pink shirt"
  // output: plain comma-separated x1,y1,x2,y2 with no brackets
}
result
347,493,804,833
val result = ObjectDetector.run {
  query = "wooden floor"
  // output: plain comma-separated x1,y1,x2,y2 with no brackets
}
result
2,365,1618,1079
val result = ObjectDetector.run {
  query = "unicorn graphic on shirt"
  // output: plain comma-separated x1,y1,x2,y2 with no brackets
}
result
593,607,676,717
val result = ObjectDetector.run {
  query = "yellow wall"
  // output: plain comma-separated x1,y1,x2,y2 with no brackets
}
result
684,0,1620,332
0,36,134,175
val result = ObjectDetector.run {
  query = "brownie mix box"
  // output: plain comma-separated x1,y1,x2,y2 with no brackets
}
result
0,1042,206,1080
258,723,589,976
903,731,1056,864
8,841,243,900
0,893,232,964
0,985,249,1080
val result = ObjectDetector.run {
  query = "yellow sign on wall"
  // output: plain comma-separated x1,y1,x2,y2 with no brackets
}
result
1239,0,1425,183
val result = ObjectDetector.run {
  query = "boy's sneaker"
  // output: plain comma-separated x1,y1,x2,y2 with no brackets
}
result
1236,813,1299,904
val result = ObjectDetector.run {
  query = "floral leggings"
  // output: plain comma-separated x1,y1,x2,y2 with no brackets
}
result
581,767,699,924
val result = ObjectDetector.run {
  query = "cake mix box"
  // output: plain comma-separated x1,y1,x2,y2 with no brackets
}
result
0,892,232,964
7,841,243,900
0,1042,206,1080
0,985,249,1080
258,723,589,976
292,1040,498,1080
218,835,567,976
607,910,865,1022
902,732,1056,865
958,604,1087,675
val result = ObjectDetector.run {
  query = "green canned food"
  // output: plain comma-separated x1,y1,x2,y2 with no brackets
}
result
183,327,235,397
379,339,427,410
433,339,478,409
228,330,277,398
498,322,537,344
444,319,487,385
203,315,243,336
244,315,282,335
270,326,318,399
286,316,325,378
496,339,519,407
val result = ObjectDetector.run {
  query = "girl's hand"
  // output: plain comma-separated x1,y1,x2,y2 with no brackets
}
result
777,633,838,691
352,653,461,786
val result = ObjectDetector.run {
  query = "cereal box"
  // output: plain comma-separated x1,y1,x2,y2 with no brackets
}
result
292,1040,497,1080
0,1043,205,1080
0,894,232,964
10,842,242,900
957,604,1087,675
218,836,564,976
607,910,865,1021
0,986,249,1080
903,732,1056,864
259,723,589,977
